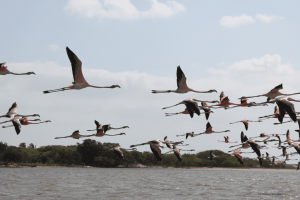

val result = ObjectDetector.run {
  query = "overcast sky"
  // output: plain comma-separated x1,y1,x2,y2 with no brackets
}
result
1,0,300,163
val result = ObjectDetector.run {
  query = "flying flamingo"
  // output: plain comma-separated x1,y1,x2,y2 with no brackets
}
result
200,102,214,120
229,132,254,151
0,62,35,75
112,146,137,159
55,130,87,139
208,150,217,160
43,47,120,94
176,132,195,139
229,119,262,131
198,122,230,135
84,128,126,138
152,66,217,94
87,124,129,133
259,106,299,123
239,84,300,102
247,140,265,167
226,97,267,109
165,146,195,162
231,149,253,165
211,92,240,109
130,139,165,161
1,116,50,128
163,136,187,149
165,108,214,119
0,102,40,119
250,133,269,139
218,136,237,143
271,156,279,165
163,99,218,118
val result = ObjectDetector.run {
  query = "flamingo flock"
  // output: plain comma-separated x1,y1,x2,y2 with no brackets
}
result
2,47,300,168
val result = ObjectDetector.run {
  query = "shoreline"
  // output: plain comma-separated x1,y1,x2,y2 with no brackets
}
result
0,165,297,170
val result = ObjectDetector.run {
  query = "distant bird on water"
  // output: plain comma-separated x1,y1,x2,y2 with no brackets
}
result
43,47,120,94
152,66,217,94
0,62,35,75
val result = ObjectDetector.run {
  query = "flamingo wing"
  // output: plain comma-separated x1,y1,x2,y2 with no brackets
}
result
241,131,248,143
174,150,182,162
240,98,248,104
12,118,21,135
185,101,200,118
114,148,124,159
176,66,188,90
66,47,86,84
7,102,18,114
206,122,212,132
219,92,225,102
242,121,249,131
286,130,291,139
274,106,278,114
150,143,162,161
234,153,243,165
95,120,101,129
294,145,300,155
248,141,261,157
103,125,110,133
276,98,297,122
269,84,283,94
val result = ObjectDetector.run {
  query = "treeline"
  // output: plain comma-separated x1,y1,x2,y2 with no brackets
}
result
0,139,283,168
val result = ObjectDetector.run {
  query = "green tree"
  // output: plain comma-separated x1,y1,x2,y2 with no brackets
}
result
19,143,26,148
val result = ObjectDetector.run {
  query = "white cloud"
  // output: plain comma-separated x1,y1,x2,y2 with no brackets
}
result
48,44,61,51
208,54,296,79
255,14,283,23
65,0,186,20
219,14,255,27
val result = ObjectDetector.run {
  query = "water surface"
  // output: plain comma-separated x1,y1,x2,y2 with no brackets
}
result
0,168,299,199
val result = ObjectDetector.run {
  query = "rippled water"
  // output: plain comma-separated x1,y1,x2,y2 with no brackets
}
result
0,168,299,200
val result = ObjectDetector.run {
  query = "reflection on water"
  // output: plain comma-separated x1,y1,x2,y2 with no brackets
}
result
0,168,299,200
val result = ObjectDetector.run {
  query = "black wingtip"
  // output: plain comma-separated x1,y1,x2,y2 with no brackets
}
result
43,91,49,94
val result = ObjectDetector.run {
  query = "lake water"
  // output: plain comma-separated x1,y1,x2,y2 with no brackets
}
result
0,168,299,200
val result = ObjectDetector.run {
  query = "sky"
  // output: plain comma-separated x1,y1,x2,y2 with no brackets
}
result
1,0,300,163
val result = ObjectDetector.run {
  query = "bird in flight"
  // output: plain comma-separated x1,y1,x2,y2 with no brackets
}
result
152,66,217,94
43,47,120,94
0,62,35,75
